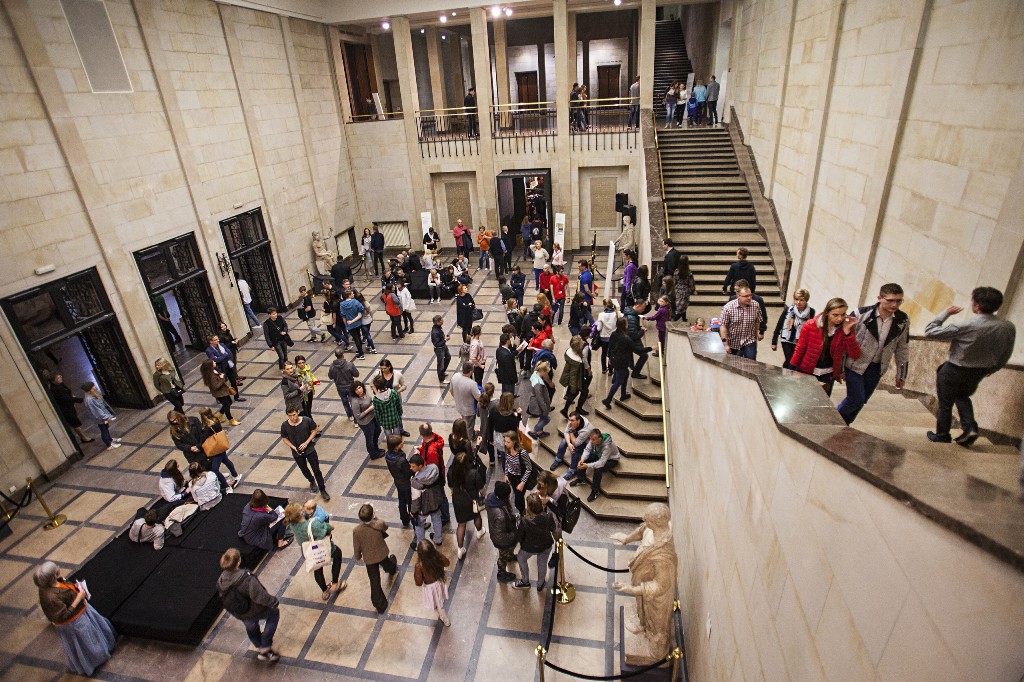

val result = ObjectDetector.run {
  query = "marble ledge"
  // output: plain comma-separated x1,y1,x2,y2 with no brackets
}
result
673,328,1024,574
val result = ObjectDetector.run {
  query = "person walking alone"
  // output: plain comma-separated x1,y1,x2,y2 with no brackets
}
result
352,503,398,614
217,548,281,663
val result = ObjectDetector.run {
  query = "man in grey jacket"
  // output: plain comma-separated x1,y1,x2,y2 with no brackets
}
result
327,347,359,422
838,283,910,424
217,548,281,662
552,413,594,482
924,286,1016,446
575,430,622,502
450,361,481,434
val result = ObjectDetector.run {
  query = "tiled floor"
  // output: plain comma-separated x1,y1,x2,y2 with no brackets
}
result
0,256,644,681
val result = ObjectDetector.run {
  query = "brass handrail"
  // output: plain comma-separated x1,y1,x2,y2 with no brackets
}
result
572,96,636,104
657,340,670,489
492,101,556,110
656,113,670,239
415,105,477,115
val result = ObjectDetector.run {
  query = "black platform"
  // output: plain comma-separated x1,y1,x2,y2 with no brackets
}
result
71,493,286,646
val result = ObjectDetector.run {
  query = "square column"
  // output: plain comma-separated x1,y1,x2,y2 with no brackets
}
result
470,8,498,226
553,0,572,235
493,17,510,106
425,26,447,110
639,0,656,112
391,17,427,224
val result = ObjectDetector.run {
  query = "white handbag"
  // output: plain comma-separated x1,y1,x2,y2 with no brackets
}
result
301,520,331,573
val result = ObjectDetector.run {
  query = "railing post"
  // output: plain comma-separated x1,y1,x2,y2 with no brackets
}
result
535,644,547,682
26,477,66,530
553,538,576,604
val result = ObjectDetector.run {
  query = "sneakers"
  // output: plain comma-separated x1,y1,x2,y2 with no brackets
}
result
369,348,378,354
457,547,467,561
955,428,980,448
309,482,319,493
602,399,612,409
441,377,450,384
257,650,281,662
620,393,631,401
569,477,587,487
549,459,561,471
511,579,532,590
107,442,122,450
321,491,331,502
356,354,366,360
926,431,952,443
475,528,487,540
587,490,600,502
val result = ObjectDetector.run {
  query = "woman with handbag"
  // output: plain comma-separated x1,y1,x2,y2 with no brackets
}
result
152,358,185,413
198,407,239,492
447,419,487,560
201,359,238,426
34,561,117,676
596,299,621,374
503,430,536,514
284,502,346,601
526,361,554,439
487,393,522,474
455,283,476,340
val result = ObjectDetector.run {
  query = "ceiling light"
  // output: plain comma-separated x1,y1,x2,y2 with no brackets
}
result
614,0,622,4
491,6,501,17
420,28,425,33
441,33,447,39
382,20,390,30
452,11,457,16
505,8,513,16
439,14,447,23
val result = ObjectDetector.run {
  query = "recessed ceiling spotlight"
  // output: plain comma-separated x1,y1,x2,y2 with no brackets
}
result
441,34,447,39
439,14,447,23
504,7,512,15
491,6,501,17
382,20,390,29
452,11,457,16
420,28,425,33
613,0,622,5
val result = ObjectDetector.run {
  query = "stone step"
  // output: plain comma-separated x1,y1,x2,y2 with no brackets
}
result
534,419,665,459
577,493,651,523
633,381,662,404
678,244,770,255
600,475,668,502
615,394,663,421
596,404,663,440
671,233,769,245
541,442,667,481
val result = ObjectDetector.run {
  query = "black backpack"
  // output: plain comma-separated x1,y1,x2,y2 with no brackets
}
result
562,494,582,534
220,581,252,617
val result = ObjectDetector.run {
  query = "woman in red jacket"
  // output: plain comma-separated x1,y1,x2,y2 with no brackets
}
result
790,297,861,396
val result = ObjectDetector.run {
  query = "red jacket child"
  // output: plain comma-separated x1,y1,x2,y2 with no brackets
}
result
790,313,861,377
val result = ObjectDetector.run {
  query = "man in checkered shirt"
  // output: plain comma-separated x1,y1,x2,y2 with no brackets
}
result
720,284,764,359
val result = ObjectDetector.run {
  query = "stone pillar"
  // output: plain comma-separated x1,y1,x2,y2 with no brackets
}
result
369,33,387,114
470,8,497,227
392,17,427,227
639,0,656,113
553,0,572,239
567,12,577,89
493,17,510,107
425,26,446,110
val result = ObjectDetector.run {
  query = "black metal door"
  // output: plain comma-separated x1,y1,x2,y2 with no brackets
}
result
79,321,151,409
220,208,284,312
174,276,220,351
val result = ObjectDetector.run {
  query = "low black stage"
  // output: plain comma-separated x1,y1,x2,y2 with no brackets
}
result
71,493,286,646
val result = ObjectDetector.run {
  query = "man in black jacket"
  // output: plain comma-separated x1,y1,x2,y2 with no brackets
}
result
217,548,281,662
370,226,386,275
464,87,478,137
661,238,681,281
329,259,352,288
262,308,290,369
495,333,518,395
722,247,757,294
430,315,452,384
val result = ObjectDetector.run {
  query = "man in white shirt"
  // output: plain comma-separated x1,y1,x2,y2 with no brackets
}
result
236,273,261,328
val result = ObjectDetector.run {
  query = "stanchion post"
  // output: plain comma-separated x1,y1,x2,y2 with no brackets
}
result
553,538,576,604
26,478,66,530
671,647,682,680
535,644,546,682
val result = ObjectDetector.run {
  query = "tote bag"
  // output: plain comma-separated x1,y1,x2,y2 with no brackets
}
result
302,520,332,573
202,430,230,457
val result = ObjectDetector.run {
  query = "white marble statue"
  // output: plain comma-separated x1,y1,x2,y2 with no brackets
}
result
612,502,677,665
312,231,336,275
615,214,637,258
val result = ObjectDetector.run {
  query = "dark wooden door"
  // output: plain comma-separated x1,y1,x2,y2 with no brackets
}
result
515,71,539,103
343,42,377,117
597,65,621,100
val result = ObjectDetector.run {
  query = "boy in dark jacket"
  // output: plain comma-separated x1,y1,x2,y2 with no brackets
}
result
217,548,281,662
485,481,520,583
384,435,413,527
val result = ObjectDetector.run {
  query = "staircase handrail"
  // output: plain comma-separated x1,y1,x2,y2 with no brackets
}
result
658,341,671,489
656,126,670,240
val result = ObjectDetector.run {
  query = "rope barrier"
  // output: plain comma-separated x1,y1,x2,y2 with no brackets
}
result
543,561,558,651
564,543,629,573
543,654,672,680
0,487,33,530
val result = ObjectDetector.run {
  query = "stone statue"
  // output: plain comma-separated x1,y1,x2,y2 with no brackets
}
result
312,231,336,275
615,214,637,259
612,502,677,665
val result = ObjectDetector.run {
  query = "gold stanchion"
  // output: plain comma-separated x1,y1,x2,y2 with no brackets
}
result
670,646,682,680
535,644,546,682
26,478,66,530
0,498,11,523
553,538,576,604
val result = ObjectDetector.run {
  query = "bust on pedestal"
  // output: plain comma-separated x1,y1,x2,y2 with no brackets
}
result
612,502,677,665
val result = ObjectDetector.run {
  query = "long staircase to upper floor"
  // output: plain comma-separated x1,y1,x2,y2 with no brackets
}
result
652,19,692,118
658,126,784,308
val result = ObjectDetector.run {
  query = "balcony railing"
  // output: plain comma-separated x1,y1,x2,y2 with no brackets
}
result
414,106,480,158
348,111,403,123
570,97,640,151
491,102,556,154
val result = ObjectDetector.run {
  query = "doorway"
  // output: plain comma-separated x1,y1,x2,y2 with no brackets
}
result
135,234,220,374
597,64,621,100
496,168,553,256
220,208,285,315
515,71,539,104
1,268,151,422
343,42,378,118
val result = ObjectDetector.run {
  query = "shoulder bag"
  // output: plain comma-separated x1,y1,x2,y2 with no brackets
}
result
302,520,331,573
203,430,230,457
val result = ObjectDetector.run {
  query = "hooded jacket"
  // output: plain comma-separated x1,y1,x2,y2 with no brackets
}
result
411,463,443,515
327,357,359,390
845,305,909,380
581,433,622,469
385,448,413,491
559,347,585,393
217,568,279,620
485,492,520,549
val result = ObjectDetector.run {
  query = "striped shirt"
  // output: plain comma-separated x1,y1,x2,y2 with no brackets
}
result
721,298,764,350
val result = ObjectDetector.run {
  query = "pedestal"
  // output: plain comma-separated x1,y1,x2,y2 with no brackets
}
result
619,605,674,679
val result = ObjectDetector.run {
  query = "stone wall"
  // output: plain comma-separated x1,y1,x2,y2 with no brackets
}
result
666,331,1024,681
683,2,717,81
724,0,1024,363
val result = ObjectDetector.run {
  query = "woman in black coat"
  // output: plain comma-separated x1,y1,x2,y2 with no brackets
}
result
455,284,476,339
46,372,93,443
602,317,636,408
168,410,204,465
446,419,486,560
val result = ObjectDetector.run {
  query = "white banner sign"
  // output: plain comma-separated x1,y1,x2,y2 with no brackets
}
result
420,211,432,238
604,240,617,301
553,212,566,249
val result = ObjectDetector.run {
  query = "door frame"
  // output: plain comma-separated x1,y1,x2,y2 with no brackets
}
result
496,168,554,253
219,208,285,313
515,70,539,104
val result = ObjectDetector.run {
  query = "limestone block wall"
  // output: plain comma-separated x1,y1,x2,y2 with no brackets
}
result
723,0,1024,363
345,120,415,227
666,332,1024,681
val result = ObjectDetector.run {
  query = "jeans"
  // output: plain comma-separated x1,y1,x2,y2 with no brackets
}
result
337,388,354,418
837,361,882,425
98,422,112,447
479,250,490,269
293,449,327,492
589,458,619,492
402,312,414,334
561,440,588,480
493,253,504,277
434,345,452,380
665,102,676,124
372,250,385,275
501,382,516,395
312,545,343,592
305,317,323,336
605,368,629,402
389,315,404,338
731,343,757,360
359,421,382,458
935,362,988,436
553,299,565,325
243,303,260,328
164,391,185,413
396,486,411,525
366,554,398,613
599,338,611,372
209,453,238,489
415,508,444,544
517,547,552,585
242,606,279,650
632,349,649,377
270,342,288,368
533,268,542,289
628,104,639,128
428,284,440,301
708,99,719,124
531,414,550,435
347,327,364,356
361,324,376,351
